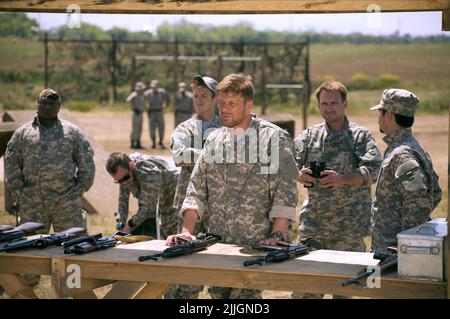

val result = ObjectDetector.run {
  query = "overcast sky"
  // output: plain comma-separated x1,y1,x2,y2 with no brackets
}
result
28,11,448,36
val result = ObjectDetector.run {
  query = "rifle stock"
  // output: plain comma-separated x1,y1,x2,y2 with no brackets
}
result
138,233,222,262
243,238,321,267
0,222,45,242
0,227,85,253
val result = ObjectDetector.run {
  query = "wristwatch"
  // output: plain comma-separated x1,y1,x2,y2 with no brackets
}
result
127,219,136,228
270,231,286,242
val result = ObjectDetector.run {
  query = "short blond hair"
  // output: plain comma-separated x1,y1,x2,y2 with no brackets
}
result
314,80,348,103
217,73,255,101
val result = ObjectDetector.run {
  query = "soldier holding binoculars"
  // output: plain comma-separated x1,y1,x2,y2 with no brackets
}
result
292,81,382,299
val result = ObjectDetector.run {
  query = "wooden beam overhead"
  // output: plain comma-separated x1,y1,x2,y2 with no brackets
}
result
0,0,448,14
443,9,450,30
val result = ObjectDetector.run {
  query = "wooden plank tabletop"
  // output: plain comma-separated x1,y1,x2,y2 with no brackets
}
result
0,240,446,298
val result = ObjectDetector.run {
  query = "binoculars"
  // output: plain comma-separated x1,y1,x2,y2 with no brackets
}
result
304,161,328,188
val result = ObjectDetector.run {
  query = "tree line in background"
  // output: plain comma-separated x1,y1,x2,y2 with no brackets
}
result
1,12,449,44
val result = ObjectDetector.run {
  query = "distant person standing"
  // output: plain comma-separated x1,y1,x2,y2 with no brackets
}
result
174,82,194,128
145,80,170,149
126,82,146,149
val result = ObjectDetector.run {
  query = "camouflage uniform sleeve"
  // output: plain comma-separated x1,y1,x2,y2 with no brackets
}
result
126,92,134,103
118,185,130,224
4,129,25,201
164,91,170,107
179,152,207,220
354,130,382,186
73,128,95,195
170,123,201,167
129,166,161,226
389,152,437,225
293,129,308,169
393,153,428,194
268,132,298,221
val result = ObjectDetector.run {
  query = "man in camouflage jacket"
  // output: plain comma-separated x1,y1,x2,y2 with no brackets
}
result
370,88,441,252
5,88,95,233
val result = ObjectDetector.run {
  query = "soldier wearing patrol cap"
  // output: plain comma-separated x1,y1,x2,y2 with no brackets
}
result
174,82,194,128
127,82,147,149
145,79,170,149
5,88,95,233
370,88,442,252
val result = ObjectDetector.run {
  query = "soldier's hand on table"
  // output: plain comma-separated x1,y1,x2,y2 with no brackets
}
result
122,224,134,234
297,167,315,187
166,232,197,246
319,170,343,188
258,237,279,246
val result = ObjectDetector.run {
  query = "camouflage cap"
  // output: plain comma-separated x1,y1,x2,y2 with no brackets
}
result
150,80,159,88
192,75,217,96
370,89,419,117
38,89,61,104
134,82,146,90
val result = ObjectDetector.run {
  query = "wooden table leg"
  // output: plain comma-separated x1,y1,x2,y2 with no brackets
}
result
103,281,147,299
134,282,171,299
0,273,37,299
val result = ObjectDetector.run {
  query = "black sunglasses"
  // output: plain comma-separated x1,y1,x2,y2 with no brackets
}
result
114,171,131,184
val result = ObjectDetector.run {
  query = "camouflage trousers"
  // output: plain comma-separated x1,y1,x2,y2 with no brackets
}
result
148,111,165,144
18,190,87,234
131,110,144,142
291,232,367,299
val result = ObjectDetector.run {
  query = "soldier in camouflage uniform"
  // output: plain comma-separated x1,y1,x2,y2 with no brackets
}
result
145,80,170,149
293,81,382,299
174,82,194,128
106,152,178,238
5,88,95,233
370,89,442,252
126,82,147,149
166,75,221,299
167,74,298,299
3,88,95,291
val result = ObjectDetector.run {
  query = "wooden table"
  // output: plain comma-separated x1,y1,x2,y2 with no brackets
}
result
0,240,446,299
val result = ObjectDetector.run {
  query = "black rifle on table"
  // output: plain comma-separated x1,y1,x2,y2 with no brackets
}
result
138,233,222,262
63,231,130,255
0,227,85,253
243,238,321,267
0,222,45,243
0,225,14,232
341,248,398,287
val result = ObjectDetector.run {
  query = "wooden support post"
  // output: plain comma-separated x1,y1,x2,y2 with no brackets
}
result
447,104,450,299
133,282,170,299
51,257,66,298
44,32,48,88
0,273,38,299
103,281,147,299
443,9,450,31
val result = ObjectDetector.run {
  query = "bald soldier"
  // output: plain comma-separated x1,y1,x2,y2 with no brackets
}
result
168,73,298,299
5,89,95,233
370,89,442,252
